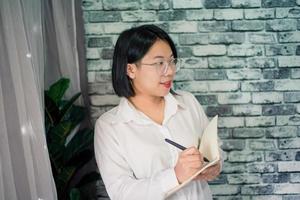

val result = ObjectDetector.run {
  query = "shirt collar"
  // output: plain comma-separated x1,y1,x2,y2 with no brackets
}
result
113,92,187,125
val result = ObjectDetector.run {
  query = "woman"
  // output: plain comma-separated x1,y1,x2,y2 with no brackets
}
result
94,24,222,200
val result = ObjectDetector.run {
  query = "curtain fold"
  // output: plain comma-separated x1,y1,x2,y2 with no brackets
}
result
0,0,57,199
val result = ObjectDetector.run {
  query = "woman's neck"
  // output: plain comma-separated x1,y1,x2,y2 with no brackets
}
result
128,94,165,124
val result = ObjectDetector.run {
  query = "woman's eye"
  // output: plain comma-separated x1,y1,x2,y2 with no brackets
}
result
157,61,164,66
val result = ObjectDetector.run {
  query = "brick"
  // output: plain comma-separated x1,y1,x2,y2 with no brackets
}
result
241,80,274,92
174,81,208,92
175,69,194,81
87,71,95,83
283,195,300,200
158,10,185,21
198,21,231,32
86,48,100,59
140,0,170,10
179,34,209,45
194,69,225,80
182,57,208,68
242,184,273,195
284,92,300,103
121,11,157,22
262,173,290,183
169,21,198,33
87,37,112,47
84,23,104,34
214,9,243,20
247,163,277,173
290,173,300,183
278,56,300,67
247,58,276,68
218,128,232,139
177,47,193,58
102,0,139,10
276,8,300,18
102,22,133,34
279,138,300,149
274,183,300,194
291,69,300,78
265,45,296,56
195,95,217,105
221,139,245,150
206,105,233,117
208,81,239,92
262,105,296,116
245,9,275,19
232,20,265,31
228,151,263,162
209,33,245,44
277,115,300,126
231,0,261,7
274,80,300,91
227,69,262,80
233,127,265,138
228,174,261,184
87,60,111,71
186,9,213,20
193,45,226,56
266,126,298,138
208,174,227,185
219,117,244,128
265,151,294,161
95,71,111,82
222,163,245,173
210,185,240,196
245,116,275,127
101,48,114,59
266,19,297,31
279,162,300,172
262,0,296,8
279,32,300,43
252,92,283,104
297,45,300,55
82,0,103,11
89,11,121,22
249,139,277,150
90,94,120,106
203,0,231,8
228,45,263,57
218,93,251,104
252,196,282,200
249,33,277,44
209,57,246,68
88,83,114,95
233,105,262,116
173,0,203,9
263,68,290,79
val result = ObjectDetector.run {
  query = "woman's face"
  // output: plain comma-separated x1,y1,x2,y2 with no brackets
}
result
127,39,176,98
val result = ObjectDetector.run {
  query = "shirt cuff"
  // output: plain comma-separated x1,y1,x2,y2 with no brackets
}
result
159,168,179,194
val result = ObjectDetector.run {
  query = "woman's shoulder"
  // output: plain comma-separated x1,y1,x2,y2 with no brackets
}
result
96,106,119,125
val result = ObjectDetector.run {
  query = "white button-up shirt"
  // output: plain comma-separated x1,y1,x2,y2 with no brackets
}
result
94,91,218,200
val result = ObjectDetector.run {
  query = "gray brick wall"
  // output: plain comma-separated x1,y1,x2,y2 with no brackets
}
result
83,0,300,199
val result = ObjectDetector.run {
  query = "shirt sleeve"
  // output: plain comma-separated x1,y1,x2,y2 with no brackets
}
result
94,118,179,200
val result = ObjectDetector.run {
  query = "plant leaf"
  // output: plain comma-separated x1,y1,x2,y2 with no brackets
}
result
75,172,100,188
63,129,94,164
45,93,60,126
46,78,70,105
58,92,81,122
69,188,81,200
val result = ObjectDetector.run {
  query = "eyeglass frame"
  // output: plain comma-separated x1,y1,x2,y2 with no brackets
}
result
137,58,181,76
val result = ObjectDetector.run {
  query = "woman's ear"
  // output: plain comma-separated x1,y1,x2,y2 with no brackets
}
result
127,63,137,79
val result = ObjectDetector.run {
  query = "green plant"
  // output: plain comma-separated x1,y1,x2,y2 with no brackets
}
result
45,78,99,200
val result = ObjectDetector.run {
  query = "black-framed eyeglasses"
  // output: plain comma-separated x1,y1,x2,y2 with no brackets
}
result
139,58,181,76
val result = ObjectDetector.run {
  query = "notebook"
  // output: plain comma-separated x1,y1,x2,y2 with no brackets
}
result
165,115,220,198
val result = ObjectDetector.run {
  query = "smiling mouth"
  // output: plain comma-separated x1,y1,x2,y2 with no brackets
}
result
160,81,172,88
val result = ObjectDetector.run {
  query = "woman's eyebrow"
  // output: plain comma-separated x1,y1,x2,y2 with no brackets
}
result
152,54,174,59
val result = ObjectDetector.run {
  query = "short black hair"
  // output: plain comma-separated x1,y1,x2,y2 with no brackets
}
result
112,24,177,97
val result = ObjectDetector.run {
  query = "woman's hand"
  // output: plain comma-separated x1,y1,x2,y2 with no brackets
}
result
195,161,221,181
174,147,205,184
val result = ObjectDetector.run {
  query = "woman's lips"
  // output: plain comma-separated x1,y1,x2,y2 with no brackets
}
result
161,81,172,88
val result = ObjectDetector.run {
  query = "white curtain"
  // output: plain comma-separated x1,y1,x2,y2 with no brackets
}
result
0,0,57,199
0,0,85,199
